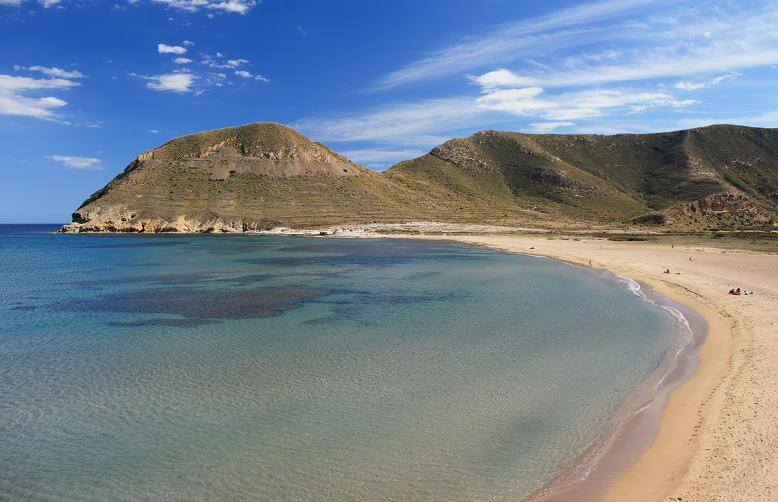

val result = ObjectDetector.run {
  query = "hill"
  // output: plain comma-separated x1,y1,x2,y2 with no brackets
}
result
62,122,778,232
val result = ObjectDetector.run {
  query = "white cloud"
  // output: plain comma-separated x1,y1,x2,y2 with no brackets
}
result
675,72,740,90
476,86,697,120
173,57,192,64
234,70,269,81
48,155,101,169
14,65,85,79
470,69,537,89
158,43,187,54
146,0,257,14
182,40,194,46
139,72,196,92
0,74,79,93
148,129,160,133
203,56,249,69
0,93,67,120
0,73,79,120
529,121,575,133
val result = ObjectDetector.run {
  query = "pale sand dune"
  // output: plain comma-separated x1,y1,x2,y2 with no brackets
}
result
437,235,778,501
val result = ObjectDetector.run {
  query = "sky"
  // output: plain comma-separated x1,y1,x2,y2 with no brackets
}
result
2,0,778,223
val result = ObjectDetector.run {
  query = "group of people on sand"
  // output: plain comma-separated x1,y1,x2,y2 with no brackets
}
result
728,287,754,296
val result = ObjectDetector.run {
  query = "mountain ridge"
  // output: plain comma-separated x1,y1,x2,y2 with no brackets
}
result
62,122,778,233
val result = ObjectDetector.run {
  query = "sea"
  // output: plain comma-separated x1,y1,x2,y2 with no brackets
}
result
0,224,685,500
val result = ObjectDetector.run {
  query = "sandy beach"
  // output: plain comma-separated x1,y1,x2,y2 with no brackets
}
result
333,228,777,501
428,234,778,501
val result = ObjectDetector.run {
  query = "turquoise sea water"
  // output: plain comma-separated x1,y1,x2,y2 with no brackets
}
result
0,225,682,500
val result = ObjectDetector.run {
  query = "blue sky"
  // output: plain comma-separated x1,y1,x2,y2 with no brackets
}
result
2,0,778,222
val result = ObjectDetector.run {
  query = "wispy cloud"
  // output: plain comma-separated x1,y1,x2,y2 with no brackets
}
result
373,0,778,92
294,98,489,145
14,65,84,79
673,110,778,130
675,72,740,91
47,154,101,169
297,82,697,150
234,70,269,82
471,5,778,90
475,85,697,120
0,0,61,8
371,0,659,90
529,121,575,133
202,54,248,69
145,0,258,14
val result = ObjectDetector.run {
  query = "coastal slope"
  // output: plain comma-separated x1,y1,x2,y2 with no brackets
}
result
62,123,778,232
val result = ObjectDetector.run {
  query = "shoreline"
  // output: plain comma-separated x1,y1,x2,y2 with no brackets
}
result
528,277,704,502
329,231,752,501
407,233,774,502
384,234,729,501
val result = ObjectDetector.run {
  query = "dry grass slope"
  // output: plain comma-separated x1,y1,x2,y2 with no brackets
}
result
62,122,778,233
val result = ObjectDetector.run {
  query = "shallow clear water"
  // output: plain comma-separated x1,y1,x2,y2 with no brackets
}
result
0,225,680,501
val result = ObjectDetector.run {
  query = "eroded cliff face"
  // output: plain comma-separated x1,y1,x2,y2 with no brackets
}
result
62,210,263,234
62,122,778,233
663,192,774,229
